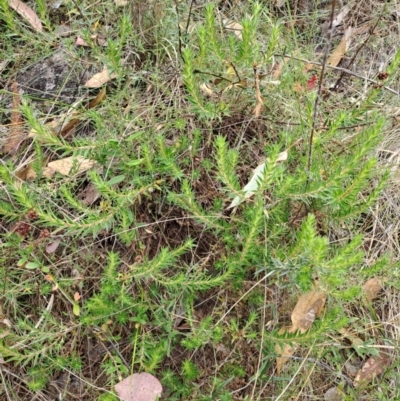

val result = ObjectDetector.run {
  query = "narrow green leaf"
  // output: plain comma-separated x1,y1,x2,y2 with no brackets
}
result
106,175,125,186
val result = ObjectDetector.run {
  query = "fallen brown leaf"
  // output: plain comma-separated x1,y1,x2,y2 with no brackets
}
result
14,164,37,181
8,0,43,32
291,291,327,333
354,351,391,388
275,325,298,375
43,155,96,177
362,278,382,301
327,27,353,67
79,183,101,206
275,291,326,374
84,66,116,88
4,82,25,154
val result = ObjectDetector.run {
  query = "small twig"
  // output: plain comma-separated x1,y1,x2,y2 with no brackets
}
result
173,0,183,60
307,0,337,173
69,0,91,27
193,69,232,84
333,13,384,90
228,61,242,84
184,0,195,34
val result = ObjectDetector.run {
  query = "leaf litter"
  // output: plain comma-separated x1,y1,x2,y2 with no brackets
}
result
8,0,43,32
275,291,327,374
3,82,25,154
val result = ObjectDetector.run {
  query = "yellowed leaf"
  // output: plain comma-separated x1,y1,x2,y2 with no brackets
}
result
354,351,391,388
362,278,382,301
8,0,43,32
84,67,117,88
327,27,353,67
43,155,96,177
291,291,327,333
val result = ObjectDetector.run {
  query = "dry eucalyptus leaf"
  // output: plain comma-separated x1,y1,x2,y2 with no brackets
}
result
223,19,243,40
291,291,327,333
44,156,96,177
4,82,25,154
84,67,116,88
362,278,382,301
115,372,162,401
275,325,298,374
228,150,288,209
8,0,43,32
327,27,353,67
354,351,391,388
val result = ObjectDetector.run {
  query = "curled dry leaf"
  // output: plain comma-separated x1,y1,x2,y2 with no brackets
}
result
200,83,216,97
84,67,117,88
43,155,96,178
362,278,382,301
354,351,391,388
115,372,162,401
8,0,43,32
